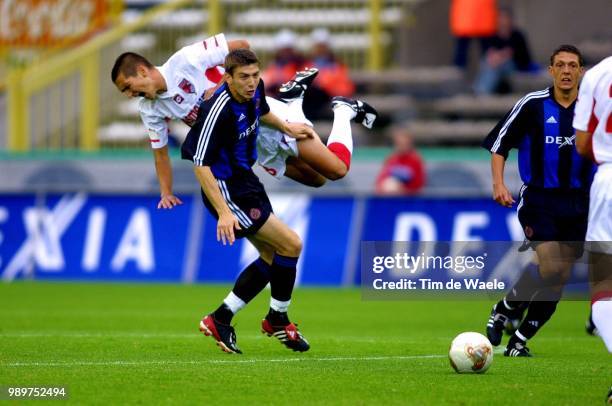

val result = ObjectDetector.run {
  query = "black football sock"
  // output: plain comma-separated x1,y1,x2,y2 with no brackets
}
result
231,257,271,303
212,303,234,325
266,308,290,326
268,254,298,324
213,258,271,324
269,254,298,302
498,262,542,314
514,287,562,342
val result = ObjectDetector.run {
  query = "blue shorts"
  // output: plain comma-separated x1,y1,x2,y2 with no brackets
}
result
517,185,589,243
200,169,272,239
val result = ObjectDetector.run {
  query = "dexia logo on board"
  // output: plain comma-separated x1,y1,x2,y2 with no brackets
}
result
0,194,155,281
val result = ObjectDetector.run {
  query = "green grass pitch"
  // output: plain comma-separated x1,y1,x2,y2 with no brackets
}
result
0,282,609,405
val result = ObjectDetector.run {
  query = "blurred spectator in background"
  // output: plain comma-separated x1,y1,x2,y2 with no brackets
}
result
263,29,308,99
308,28,355,98
450,0,497,69
301,28,356,120
473,7,535,95
375,124,425,195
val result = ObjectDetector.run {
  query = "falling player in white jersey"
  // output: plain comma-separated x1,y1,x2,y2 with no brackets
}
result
573,55,612,404
111,34,377,209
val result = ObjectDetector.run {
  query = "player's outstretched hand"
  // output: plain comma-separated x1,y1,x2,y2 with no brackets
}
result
217,212,241,246
158,194,183,209
284,122,316,140
492,183,515,207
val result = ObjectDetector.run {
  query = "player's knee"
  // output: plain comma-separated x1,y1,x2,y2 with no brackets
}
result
279,232,302,257
325,164,348,181
259,250,275,265
539,266,570,287
310,177,327,188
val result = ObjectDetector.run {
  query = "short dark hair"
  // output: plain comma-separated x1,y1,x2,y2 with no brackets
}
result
224,49,259,75
550,45,584,66
111,52,154,83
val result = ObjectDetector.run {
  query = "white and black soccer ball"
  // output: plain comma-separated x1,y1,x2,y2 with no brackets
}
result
449,332,493,373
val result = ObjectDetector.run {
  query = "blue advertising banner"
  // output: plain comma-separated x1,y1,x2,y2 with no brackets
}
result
1,193,587,293
194,195,356,286
0,193,192,282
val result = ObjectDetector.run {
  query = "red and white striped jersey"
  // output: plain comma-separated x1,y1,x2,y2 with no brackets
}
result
574,56,612,164
139,34,228,149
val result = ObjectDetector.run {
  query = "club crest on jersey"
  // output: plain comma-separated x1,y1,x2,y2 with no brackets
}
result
173,94,184,104
178,78,196,94
249,208,261,220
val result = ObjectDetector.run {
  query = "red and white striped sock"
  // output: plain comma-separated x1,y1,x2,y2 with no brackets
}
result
327,105,354,169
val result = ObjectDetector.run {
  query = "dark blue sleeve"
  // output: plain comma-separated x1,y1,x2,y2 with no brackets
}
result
482,98,531,159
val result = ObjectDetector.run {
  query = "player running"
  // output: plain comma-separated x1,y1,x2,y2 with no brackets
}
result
482,45,596,357
182,49,311,354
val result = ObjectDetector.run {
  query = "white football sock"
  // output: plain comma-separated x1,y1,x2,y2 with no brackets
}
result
223,291,246,314
327,105,354,153
270,297,291,313
592,299,612,352
285,98,307,123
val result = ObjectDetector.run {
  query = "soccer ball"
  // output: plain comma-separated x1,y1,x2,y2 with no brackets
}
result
449,332,493,373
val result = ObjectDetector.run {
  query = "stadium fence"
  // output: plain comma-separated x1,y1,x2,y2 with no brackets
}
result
3,0,408,153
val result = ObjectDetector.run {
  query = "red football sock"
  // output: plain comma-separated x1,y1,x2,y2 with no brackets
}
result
327,142,351,170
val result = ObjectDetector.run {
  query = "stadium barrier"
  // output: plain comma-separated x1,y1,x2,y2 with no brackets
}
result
3,0,397,153
0,192,591,297
5,0,195,153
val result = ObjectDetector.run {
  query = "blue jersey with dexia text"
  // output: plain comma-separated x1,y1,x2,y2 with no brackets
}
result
181,80,270,180
482,87,596,190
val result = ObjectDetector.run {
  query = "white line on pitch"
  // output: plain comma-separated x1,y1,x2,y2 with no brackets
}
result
0,332,198,339
0,332,422,343
2,355,446,368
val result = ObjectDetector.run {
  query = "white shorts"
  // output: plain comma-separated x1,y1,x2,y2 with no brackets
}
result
256,97,311,179
586,163,612,253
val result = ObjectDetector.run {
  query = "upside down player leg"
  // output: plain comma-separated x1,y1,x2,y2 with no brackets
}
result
271,68,379,186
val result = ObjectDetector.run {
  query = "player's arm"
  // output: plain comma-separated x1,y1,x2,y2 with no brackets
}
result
182,106,240,245
482,101,528,208
140,105,183,209
153,146,183,209
573,77,596,161
260,111,315,139
491,153,515,207
193,166,240,245
575,130,594,159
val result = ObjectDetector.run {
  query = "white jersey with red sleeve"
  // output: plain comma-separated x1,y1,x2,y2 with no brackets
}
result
573,56,612,164
139,33,228,149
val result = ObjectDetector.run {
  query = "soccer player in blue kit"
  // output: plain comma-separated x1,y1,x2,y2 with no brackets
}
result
482,45,596,357
182,49,312,354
